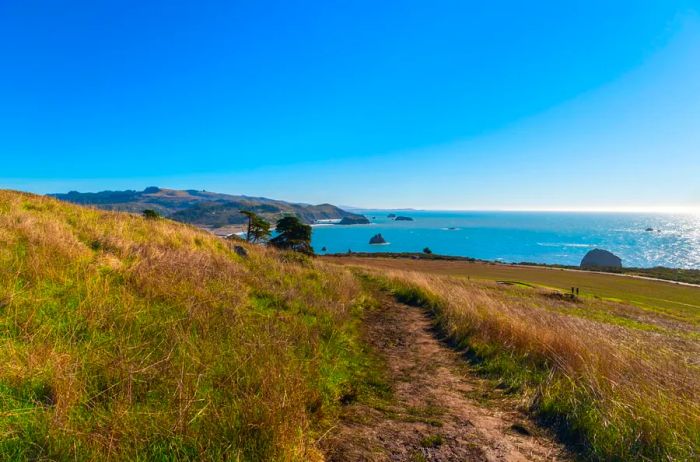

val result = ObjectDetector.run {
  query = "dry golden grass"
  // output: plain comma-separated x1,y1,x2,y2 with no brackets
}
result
328,256,700,322
365,268,699,460
0,190,370,461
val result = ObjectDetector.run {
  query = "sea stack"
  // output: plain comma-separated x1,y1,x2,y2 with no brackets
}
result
337,215,370,225
394,216,414,221
369,233,387,245
580,249,622,269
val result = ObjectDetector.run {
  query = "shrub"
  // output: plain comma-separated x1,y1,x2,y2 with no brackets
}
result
142,209,160,219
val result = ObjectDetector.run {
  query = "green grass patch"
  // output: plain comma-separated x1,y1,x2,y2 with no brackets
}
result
419,434,443,448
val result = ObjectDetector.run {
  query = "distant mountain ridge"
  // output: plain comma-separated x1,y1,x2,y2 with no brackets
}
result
51,187,366,228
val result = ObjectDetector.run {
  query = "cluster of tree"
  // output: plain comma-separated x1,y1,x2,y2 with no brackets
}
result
240,211,313,255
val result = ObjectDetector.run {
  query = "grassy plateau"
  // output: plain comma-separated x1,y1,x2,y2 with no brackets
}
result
0,191,379,461
338,260,700,461
330,256,700,324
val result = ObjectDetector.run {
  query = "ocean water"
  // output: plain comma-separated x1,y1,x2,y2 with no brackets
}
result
311,211,700,269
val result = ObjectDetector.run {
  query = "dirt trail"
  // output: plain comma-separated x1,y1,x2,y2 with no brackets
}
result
322,296,571,462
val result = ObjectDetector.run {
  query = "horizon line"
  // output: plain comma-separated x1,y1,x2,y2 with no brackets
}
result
345,206,700,214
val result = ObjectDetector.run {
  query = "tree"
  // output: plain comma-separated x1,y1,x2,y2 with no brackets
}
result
270,216,313,254
423,247,432,254
240,211,271,243
142,209,160,220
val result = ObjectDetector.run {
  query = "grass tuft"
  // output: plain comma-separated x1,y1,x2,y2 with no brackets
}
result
419,434,443,448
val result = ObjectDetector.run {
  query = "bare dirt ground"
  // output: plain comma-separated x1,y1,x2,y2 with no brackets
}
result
321,295,572,462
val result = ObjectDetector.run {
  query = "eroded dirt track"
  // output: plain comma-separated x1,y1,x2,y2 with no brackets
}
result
322,296,571,462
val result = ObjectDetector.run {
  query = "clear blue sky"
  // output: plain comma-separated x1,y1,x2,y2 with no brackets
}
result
2,1,699,211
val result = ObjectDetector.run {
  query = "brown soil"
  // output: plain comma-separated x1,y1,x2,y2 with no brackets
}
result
321,295,572,461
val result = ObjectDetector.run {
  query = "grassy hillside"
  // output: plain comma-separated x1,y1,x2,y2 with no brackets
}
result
0,191,376,461
356,268,699,460
51,187,366,227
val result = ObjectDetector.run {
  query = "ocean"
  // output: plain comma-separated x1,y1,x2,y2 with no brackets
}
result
311,211,700,269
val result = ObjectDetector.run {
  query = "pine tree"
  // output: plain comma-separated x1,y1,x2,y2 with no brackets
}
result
240,211,271,243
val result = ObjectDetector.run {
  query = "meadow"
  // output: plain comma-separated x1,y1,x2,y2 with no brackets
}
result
0,191,379,461
330,256,700,324
335,259,700,460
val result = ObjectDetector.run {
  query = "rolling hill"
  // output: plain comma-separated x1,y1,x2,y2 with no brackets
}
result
51,187,367,228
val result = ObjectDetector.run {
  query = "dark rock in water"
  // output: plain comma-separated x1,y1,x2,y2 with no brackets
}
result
580,249,622,268
321,246,327,252
387,213,396,218
369,233,387,245
338,215,370,225
394,216,413,221
645,227,654,232
233,245,248,258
